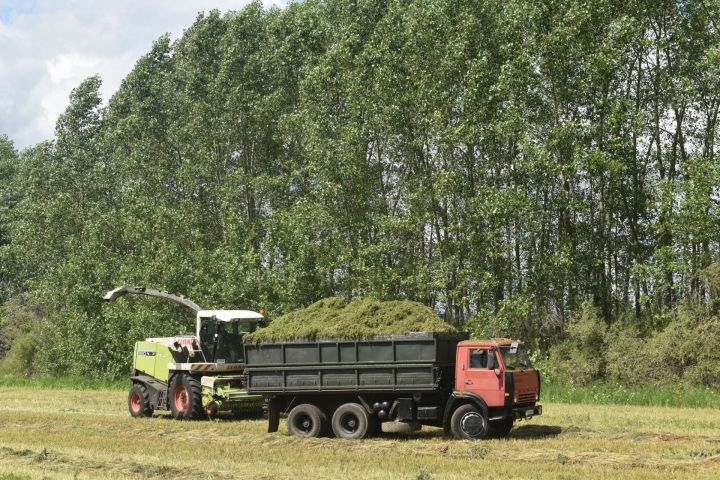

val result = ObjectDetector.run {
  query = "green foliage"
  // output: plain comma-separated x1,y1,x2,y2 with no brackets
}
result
0,1,720,379
543,301,607,386
247,297,456,341
542,382,720,409
0,374,126,390
0,298,46,376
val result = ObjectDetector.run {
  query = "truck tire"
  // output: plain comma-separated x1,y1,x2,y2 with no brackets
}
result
331,403,371,440
450,404,489,440
489,418,514,438
287,404,328,438
128,383,153,418
169,374,204,420
381,421,422,434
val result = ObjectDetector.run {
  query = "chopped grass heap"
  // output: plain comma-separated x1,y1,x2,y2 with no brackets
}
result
246,297,456,342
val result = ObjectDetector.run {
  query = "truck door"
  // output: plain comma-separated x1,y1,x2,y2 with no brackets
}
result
455,347,505,408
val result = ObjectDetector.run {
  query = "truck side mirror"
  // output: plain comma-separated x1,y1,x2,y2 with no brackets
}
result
493,367,502,377
487,351,496,369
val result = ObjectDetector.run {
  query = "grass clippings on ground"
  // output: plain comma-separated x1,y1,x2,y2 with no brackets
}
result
1,387,720,479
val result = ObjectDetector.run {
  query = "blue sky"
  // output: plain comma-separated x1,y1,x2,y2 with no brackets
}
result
0,1,288,149
0,1,41,24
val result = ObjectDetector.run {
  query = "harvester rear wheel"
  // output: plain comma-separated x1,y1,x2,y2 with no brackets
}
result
128,383,153,418
169,374,204,420
287,404,327,438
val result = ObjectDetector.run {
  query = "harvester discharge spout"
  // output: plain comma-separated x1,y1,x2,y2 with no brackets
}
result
103,286,202,315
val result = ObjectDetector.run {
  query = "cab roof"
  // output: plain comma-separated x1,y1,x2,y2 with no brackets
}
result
197,310,264,322
457,338,523,348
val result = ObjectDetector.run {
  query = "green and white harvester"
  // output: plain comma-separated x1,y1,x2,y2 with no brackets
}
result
103,286,265,420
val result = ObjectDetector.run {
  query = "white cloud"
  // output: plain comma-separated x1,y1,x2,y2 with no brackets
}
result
0,0,290,149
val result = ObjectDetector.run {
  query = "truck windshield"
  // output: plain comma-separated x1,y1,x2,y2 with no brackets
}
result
499,345,532,370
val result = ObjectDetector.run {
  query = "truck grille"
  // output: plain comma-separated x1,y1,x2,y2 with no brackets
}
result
516,391,536,404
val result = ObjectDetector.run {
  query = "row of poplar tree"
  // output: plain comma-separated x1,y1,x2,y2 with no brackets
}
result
0,0,719,377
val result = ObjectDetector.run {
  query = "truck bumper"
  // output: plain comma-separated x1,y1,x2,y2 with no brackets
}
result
512,404,542,420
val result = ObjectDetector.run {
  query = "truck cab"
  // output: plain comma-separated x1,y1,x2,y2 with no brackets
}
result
448,339,542,439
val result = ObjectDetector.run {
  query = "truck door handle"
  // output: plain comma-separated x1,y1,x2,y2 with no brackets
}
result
464,380,473,385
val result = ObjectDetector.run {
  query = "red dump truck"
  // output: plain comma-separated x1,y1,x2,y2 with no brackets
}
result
243,333,541,439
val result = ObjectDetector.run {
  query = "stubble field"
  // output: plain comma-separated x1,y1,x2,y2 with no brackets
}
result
0,386,719,479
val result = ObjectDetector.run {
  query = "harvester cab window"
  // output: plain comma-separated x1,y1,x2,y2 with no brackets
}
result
469,349,488,369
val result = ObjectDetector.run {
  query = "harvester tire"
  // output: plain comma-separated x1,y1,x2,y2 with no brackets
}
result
128,383,153,418
489,418,514,438
450,404,489,440
287,404,327,438
331,403,371,440
169,374,204,420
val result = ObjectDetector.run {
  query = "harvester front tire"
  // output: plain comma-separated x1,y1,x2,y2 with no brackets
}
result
331,403,371,440
128,383,153,418
287,404,327,438
169,374,204,420
450,404,489,440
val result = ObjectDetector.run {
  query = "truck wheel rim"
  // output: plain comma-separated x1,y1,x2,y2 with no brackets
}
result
130,393,141,413
340,413,359,433
461,412,484,437
294,414,313,434
174,385,189,413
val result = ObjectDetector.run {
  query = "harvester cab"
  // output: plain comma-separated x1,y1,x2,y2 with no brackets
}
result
103,286,266,420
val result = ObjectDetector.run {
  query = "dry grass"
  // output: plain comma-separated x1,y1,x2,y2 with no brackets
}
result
1,386,719,479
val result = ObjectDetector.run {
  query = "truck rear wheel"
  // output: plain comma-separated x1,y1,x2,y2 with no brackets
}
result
128,383,153,418
331,403,371,440
169,374,204,420
287,404,327,438
450,404,489,440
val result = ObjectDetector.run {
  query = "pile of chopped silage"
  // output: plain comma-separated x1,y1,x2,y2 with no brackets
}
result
246,297,456,342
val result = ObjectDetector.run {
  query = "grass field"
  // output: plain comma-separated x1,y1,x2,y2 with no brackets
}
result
1,386,719,479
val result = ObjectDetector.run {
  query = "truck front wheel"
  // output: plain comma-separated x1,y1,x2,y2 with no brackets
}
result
128,383,153,418
287,404,327,438
332,403,371,440
169,374,204,420
450,404,489,440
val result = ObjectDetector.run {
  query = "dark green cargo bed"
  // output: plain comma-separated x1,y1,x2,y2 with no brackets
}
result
244,332,468,394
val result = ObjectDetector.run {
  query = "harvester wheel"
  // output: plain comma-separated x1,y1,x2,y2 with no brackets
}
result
128,383,153,418
450,404,489,440
169,374,204,420
331,403,371,440
489,418,514,438
287,404,327,438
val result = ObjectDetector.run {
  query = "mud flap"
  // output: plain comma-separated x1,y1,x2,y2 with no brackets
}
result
267,400,280,433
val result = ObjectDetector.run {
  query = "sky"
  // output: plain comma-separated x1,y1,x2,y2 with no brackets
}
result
0,0,289,150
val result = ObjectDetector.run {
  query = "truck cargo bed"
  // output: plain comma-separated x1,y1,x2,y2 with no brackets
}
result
244,332,468,394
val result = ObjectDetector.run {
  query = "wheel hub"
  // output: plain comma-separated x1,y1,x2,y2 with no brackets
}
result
461,412,484,437
174,385,189,413
130,393,141,412
341,414,358,432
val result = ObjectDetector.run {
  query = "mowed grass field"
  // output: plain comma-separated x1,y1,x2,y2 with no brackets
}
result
1,387,720,479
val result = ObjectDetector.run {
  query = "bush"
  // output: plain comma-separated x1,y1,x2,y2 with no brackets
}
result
0,298,47,376
542,301,607,386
